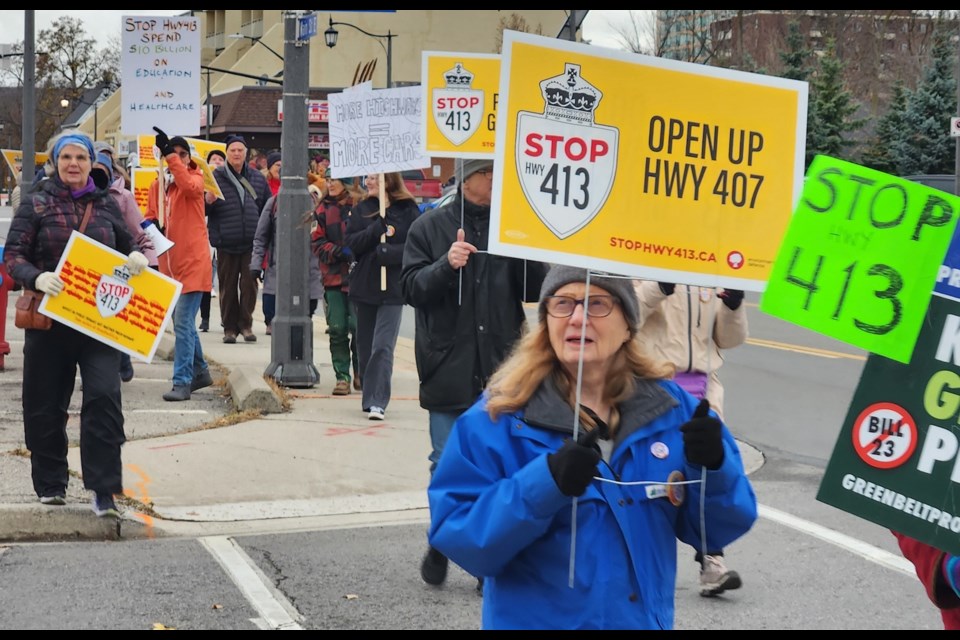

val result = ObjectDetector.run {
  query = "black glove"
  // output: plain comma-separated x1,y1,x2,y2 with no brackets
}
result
547,429,601,497
153,126,172,157
719,288,744,310
680,399,724,470
658,282,676,296
250,269,263,283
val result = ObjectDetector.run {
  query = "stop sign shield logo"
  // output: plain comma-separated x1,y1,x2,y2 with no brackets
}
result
96,268,134,318
515,63,618,240
432,62,484,147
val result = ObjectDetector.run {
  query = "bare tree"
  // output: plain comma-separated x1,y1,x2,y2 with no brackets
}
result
603,10,656,54
495,13,545,53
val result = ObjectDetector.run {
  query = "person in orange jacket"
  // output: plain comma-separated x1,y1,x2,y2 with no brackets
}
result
145,127,214,402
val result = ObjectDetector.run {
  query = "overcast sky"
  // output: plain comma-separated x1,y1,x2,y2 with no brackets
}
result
0,10,629,51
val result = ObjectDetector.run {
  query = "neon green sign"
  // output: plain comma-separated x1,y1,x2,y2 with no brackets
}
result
760,155,960,363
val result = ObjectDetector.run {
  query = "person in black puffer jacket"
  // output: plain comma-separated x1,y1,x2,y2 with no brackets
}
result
344,172,420,422
204,134,270,344
4,129,147,518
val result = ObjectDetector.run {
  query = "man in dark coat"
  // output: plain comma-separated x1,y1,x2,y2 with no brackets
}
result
401,158,548,588
204,134,271,343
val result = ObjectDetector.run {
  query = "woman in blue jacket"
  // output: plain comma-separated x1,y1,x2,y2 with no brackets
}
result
427,265,758,630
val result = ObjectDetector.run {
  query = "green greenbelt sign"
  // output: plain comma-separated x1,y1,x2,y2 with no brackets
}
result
760,155,960,363
817,294,960,555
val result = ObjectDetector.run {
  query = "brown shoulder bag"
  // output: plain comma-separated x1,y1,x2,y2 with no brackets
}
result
14,202,94,331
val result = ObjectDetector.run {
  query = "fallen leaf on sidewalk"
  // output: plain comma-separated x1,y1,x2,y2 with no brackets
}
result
344,594,359,600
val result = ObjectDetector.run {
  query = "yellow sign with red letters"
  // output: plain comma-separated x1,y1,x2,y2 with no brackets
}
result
38,231,181,363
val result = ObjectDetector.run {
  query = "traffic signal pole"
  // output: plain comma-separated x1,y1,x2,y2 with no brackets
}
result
265,11,320,388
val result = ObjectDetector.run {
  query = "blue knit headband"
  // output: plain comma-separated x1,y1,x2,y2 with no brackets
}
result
54,134,95,163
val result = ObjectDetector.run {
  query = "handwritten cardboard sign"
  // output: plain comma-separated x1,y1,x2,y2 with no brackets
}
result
120,14,201,136
327,85,430,179
760,155,960,363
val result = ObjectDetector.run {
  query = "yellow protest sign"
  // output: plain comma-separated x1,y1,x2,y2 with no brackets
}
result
131,167,158,216
421,52,500,157
134,135,223,200
2,150,50,182
38,231,181,363
489,31,808,291
192,153,224,200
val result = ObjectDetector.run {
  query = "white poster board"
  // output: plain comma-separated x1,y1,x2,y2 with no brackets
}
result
120,15,201,136
327,85,430,180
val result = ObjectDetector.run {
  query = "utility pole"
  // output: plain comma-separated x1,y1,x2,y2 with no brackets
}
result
265,11,319,388
22,11,35,181
559,10,588,41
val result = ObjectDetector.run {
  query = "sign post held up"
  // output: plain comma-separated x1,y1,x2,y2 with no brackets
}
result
265,11,320,388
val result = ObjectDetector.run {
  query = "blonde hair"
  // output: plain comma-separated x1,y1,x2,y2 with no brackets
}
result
361,171,415,214
484,322,675,426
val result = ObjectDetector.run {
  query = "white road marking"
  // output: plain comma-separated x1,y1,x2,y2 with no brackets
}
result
200,535,304,630
759,504,914,575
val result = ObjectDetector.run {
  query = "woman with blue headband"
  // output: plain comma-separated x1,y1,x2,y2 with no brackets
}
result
3,129,149,518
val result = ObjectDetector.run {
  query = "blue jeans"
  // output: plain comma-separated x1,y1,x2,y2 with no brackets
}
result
172,291,208,386
428,411,461,475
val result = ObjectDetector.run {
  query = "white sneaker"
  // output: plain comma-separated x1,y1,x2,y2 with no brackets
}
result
699,554,742,597
368,406,385,421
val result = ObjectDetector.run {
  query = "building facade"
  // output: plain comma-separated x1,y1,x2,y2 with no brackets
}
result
77,10,569,181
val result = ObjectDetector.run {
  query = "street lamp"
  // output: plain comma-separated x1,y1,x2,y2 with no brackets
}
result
60,96,99,139
227,33,284,62
324,16,395,88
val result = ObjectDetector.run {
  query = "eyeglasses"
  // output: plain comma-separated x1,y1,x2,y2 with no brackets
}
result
476,169,493,177
543,295,619,318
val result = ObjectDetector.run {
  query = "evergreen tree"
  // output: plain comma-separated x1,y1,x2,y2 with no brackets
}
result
778,22,820,169
806,38,865,168
895,27,957,176
860,82,909,174
779,22,810,82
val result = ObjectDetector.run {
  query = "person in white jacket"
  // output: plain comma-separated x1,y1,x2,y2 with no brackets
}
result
633,279,748,598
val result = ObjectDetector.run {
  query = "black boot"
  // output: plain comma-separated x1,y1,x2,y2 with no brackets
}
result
420,546,449,586
163,384,191,402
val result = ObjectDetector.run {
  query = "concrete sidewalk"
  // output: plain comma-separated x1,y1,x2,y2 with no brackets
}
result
0,295,764,542
0,297,435,542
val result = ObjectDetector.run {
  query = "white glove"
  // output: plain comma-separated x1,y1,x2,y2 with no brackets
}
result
35,271,64,297
125,251,149,276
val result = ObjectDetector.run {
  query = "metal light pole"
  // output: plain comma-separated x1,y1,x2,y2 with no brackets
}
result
22,11,35,181
265,11,319,388
324,17,395,88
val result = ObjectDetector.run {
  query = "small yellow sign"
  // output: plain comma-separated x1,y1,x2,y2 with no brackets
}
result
38,232,182,363
421,52,500,158
133,135,224,201
2,150,50,182
131,167,157,216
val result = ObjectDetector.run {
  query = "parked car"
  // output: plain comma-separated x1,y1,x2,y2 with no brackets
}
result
418,189,457,214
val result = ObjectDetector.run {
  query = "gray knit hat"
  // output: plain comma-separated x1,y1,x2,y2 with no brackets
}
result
461,158,493,181
538,265,639,330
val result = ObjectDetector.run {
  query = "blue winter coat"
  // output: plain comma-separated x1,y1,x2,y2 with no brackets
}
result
427,376,758,630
